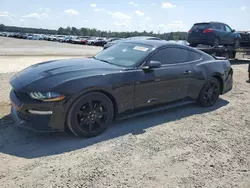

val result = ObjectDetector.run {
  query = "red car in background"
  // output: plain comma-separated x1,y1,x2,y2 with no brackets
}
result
71,37,88,45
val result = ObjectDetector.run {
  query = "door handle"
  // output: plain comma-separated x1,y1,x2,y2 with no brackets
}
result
182,70,192,75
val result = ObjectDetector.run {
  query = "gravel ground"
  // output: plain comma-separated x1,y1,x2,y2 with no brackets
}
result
0,38,249,188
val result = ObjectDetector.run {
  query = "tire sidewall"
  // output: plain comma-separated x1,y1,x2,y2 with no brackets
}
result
67,92,114,137
198,77,221,107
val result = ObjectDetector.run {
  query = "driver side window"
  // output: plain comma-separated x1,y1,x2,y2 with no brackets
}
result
150,47,189,65
225,25,232,32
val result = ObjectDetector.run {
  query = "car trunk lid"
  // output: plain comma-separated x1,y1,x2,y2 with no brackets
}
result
189,23,212,37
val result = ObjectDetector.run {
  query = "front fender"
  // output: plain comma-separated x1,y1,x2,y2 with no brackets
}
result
235,33,241,39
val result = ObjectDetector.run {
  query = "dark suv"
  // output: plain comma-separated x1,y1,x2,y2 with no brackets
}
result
187,22,241,48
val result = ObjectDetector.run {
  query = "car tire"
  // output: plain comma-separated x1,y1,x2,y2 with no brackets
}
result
67,92,114,137
197,77,221,107
234,39,240,49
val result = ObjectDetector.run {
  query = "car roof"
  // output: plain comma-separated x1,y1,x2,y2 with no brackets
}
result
127,36,161,40
194,21,226,25
122,39,192,49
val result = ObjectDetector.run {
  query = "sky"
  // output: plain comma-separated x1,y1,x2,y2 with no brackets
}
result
0,0,250,33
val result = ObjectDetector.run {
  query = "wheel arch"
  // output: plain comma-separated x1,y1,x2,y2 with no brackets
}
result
65,87,118,122
210,73,224,94
94,90,118,119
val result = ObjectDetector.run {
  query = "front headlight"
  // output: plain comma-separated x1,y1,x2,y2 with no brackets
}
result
28,92,65,102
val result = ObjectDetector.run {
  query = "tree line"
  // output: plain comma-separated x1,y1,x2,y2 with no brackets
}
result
0,24,188,40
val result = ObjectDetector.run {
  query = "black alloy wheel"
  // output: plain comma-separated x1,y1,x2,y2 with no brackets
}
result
78,100,108,132
197,77,221,107
67,92,114,137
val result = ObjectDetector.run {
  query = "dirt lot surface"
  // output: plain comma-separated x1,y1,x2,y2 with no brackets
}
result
0,36,102,56
0,38,250,188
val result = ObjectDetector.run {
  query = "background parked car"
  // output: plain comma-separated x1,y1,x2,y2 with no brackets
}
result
48,35,57,41
103,36,161,49
87,37,98,45
62,36,73,43
91,38,107,46
20,33,29,39
187,22,241,48
238,31,250,47
27,34,43,40
176,40,190,46
43,35,50,40
56,35,66,42
27,34,33,40
103,38,125,49
106,38,121,43
71,37,88,44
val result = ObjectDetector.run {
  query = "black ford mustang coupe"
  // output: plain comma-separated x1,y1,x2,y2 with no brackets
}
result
10,40,233,137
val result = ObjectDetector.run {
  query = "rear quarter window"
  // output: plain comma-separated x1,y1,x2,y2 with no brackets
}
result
150,48,189,65
188,51,202,61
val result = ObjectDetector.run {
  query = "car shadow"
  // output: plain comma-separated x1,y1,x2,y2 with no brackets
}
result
0,99,229,159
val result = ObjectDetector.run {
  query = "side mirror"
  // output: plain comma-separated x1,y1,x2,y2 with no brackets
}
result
142,61,161,70
232,29,235,32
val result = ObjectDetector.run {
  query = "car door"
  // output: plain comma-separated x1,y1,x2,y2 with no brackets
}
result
212,23,227,45
134,47,195,108
219,24,234,45
224,24,235,45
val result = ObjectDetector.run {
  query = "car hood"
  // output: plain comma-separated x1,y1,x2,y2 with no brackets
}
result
10,58,123,92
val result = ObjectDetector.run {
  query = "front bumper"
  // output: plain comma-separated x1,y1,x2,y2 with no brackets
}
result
11,106,63,132
187,35,214,45
10,89,65,132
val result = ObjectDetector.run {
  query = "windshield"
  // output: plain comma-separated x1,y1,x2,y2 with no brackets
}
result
191,23,210,30
94,42,153,67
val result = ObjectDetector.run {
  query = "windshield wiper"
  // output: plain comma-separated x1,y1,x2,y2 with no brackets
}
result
93,57,128,68
93,56,111,64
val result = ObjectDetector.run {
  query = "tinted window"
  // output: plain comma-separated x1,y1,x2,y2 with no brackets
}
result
150,48,189,65
212,23,224,31
191,23,210,30
188,51,202,61
225,25,232,32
